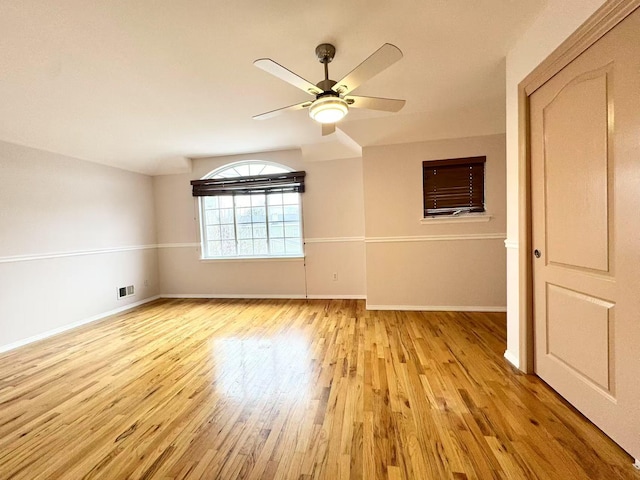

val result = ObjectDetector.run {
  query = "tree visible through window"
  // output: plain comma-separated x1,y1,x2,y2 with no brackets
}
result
194,161,304,258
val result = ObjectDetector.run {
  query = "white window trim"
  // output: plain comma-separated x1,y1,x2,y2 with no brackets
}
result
199,255,305,263
420,213,493,225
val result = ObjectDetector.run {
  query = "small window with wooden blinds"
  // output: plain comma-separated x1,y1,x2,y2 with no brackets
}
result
423,156,486,216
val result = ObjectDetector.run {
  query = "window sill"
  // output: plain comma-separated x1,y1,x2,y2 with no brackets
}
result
420,214,493,225
199,255,305,263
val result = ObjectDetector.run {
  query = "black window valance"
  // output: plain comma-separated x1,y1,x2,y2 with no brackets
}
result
191,171,306,197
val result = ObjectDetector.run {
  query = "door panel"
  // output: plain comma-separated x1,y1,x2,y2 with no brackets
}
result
546,283,613,393
544,68,610,272
531,7,640,460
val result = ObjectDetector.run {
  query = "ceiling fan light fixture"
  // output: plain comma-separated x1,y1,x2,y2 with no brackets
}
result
308,96,349,124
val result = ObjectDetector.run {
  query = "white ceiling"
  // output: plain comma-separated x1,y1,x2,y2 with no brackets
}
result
0,0,546,175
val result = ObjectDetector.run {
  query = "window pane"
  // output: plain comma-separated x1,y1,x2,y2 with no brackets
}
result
253,223,267,239
285,238,302,254
282,193,298,205
205,209,220,225
235,164,250,176
284,222,299,238
249,164,264,176
237,224,252,240
219,208,234,224
283,205,299,222
235,195,251,207
251,206,266,222
206,225,221,240
254,239,268,255
269,222,284,238
236,207,252,223
210,163,289,180
269,205,283,222
262,165,287,175
221,240,236,256
238,239,253,256
219,196,233,208
251,194,265,206
267,193,283,206
270,238,285,255
207,241,222,257
204,197,219,209
221,224,235,240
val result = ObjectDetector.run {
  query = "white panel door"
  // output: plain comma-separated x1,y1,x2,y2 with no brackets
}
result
531,7,640,460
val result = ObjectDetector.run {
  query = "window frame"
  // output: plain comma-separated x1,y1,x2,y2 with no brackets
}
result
422,156,487,218
195,161,305,260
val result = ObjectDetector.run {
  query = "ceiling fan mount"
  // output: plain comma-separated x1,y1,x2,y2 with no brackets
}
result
315,43,336,64
253,42,406,135
313,44,338,93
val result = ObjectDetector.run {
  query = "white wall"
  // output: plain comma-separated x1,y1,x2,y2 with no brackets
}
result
362,134,506,310
0,141,159,349
505,0,606,367
154,149,366,298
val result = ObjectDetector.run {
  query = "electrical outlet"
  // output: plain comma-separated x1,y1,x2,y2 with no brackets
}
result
144,279,149,287
332,272,338,281
126,285,134,295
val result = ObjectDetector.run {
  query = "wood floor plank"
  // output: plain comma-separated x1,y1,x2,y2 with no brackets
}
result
0,299,636,479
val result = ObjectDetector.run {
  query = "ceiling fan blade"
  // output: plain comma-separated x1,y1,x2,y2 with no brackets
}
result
332,43,403,95
322,123,336,136
253,101,312,120
346,95,406,112
254,59,322,96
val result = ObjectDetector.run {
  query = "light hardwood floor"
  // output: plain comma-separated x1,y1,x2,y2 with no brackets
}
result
0,299,636,479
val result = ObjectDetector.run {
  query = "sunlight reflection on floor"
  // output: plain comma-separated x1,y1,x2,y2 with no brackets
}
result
212,335,311,400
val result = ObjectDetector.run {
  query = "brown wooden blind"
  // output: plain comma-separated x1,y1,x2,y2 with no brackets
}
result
191,171,306,197
423,156,485,216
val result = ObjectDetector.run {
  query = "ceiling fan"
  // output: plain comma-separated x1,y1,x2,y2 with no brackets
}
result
253,43,406,136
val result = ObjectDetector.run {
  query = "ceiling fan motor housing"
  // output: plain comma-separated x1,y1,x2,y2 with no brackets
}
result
316,79,337,93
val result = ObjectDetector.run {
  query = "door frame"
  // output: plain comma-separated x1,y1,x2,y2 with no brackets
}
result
517,0,640,373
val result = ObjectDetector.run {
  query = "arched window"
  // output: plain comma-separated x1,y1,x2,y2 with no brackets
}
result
207,161,291,179
197,161,304,259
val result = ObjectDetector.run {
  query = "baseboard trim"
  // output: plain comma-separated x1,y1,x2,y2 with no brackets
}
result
160,294,366,300
366,304,507,312
160,293,308,299
0,295,161,354
305,295,367,300
503,350,520,369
